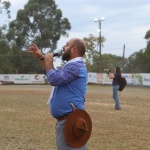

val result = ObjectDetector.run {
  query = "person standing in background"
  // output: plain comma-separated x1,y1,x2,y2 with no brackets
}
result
108,67,121,110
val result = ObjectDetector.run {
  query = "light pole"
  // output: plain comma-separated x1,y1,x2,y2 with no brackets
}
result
94,17,105,72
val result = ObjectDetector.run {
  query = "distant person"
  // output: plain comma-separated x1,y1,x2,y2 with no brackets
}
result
28,38,91,150
108,67,121,110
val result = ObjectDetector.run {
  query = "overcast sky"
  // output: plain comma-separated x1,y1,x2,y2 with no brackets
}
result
0,0,150,58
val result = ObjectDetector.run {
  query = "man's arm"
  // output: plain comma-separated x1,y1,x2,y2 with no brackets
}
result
28,43,46,70
44,53,54,74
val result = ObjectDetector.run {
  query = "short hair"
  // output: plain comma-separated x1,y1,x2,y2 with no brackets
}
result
72,39,86,56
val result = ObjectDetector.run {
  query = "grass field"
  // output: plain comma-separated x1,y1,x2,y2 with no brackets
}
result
0,84,150,150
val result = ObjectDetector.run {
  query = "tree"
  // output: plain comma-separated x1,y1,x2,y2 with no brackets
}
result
102,54,124,71
0,26,12,73
145,30,150,53
0,0,11,19
83,34,106,72
7,0,71,52
0,0,12,74
124,50,145,73
143,29,150,72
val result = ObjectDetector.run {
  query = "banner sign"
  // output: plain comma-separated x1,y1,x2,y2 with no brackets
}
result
0,73,150,86
14,74,30,84
97,73,104,84
141,73,150,86
132,73,143,85
88,72,97,83
103,74,112,84
29,74,45,84
0,74,14,84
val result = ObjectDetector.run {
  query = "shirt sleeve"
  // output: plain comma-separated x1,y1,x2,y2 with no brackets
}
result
46,62,81,86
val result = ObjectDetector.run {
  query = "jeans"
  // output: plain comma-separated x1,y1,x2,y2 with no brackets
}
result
56,119,86,150
112,85,121,109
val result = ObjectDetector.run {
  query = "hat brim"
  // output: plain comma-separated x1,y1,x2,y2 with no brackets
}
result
64,109,92,148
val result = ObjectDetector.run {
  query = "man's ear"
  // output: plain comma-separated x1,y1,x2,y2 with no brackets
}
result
71,47,77,53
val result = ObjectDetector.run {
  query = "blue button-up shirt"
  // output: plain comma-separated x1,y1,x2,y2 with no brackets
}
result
46,59,87,118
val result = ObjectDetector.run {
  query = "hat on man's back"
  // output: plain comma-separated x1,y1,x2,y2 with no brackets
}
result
64,109,92,148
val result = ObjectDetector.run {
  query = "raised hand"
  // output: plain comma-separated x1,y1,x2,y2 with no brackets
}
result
28,43,43,59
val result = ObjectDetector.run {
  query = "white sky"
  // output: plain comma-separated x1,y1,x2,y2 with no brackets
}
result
0,0,150,59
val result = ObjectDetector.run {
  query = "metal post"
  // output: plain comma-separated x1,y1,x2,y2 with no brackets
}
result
99,21,102,72
94,17,105,73
122,44,125,69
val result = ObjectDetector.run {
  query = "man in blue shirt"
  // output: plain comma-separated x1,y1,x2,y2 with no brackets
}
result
28,38,88,150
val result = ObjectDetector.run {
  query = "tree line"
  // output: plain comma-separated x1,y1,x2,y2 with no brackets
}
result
0,0,150,74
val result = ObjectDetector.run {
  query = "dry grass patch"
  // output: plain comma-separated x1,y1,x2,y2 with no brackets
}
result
0,84,150,150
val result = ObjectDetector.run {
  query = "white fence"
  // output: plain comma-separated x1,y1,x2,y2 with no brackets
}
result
0,74,45,84
0,73,150,86
88,72,150,86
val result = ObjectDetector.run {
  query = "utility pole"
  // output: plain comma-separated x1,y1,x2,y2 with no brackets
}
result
94,17,105,73
99,21,102,72
122,44,125,69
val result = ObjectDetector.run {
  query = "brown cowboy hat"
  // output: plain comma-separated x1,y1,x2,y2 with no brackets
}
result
64,109,92,148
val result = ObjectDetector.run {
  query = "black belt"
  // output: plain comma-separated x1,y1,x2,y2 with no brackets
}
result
56,114,69,121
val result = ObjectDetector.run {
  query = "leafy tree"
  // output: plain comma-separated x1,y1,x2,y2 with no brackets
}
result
124,50,145,73
144,30,150,54
7,0,71,52
6,43,41,74
102,54,125,71
83,34,106,72
124,29,150,73
0,0,11,19
143,29,150,72
0,29,12,73
83,34,127,73
0,0,12,73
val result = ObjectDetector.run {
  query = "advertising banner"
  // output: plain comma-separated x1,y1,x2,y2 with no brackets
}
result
88,72,97,83
29,74,45,84
132,73,143,85
97,73,104,84
0,73,150,86
0,74,14,84
103,73,112,84
14,74,30,84
141,73,150,86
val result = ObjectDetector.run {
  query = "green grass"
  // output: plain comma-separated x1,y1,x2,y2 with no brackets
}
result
0,85,150,150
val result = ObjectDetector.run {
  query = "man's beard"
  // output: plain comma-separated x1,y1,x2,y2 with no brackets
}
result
62,49,71,61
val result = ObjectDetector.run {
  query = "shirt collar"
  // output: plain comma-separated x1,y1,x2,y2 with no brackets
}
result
63,57,83,67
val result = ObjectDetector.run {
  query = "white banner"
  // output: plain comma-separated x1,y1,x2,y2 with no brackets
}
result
97,73,104,84
29,74,45,84
103,74,112,84
88,72,97,83
0,73,150,86
14,74,30,84
132,73,143,85
141,73,150,86
0,74,14,81
0,74,14,84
